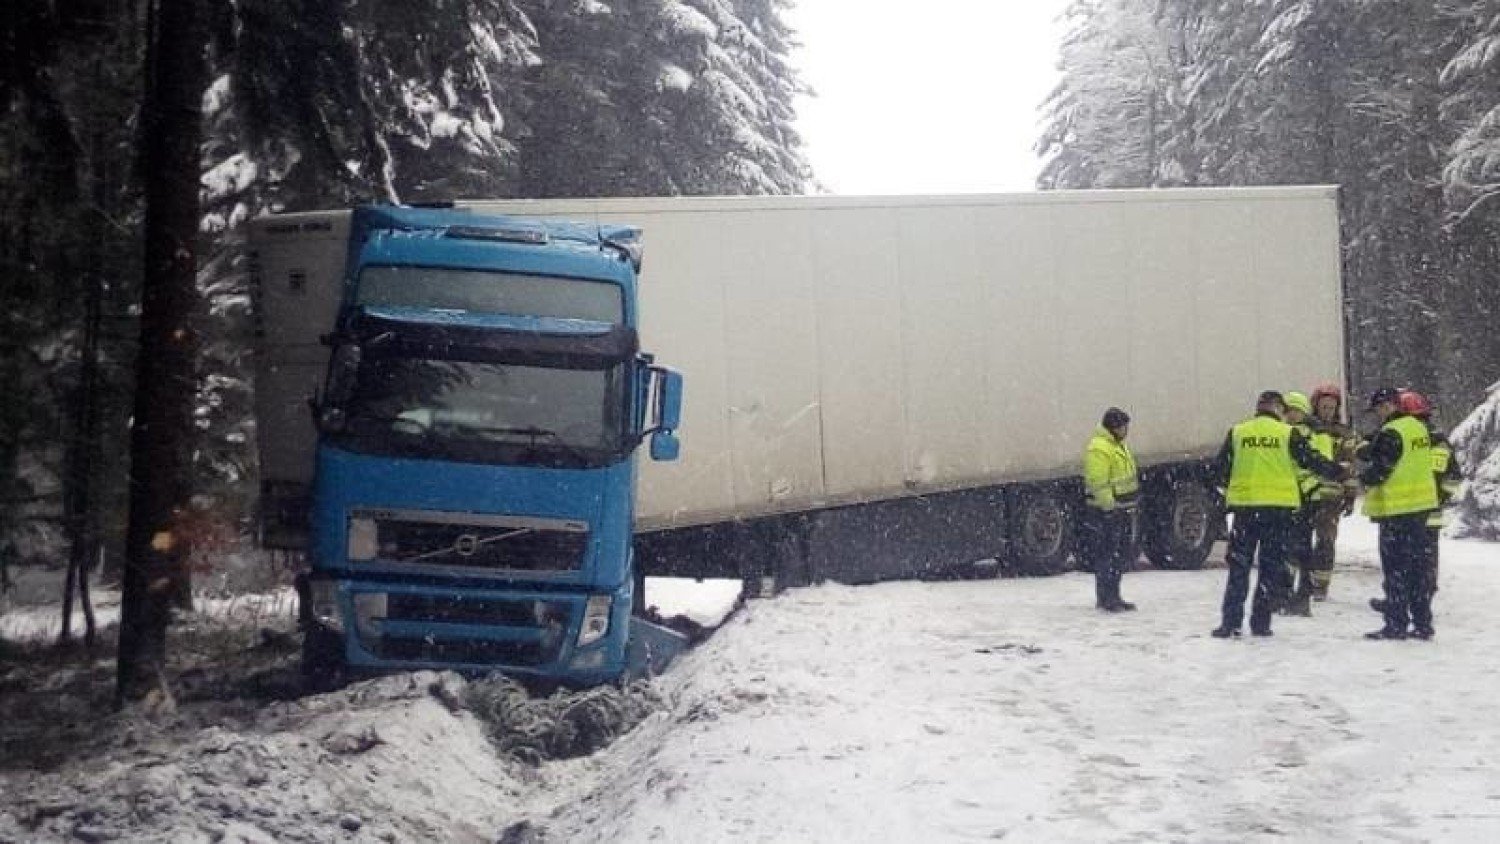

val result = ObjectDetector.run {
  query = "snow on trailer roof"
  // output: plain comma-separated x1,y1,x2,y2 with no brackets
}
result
247,205,642,254
464,185,1340,216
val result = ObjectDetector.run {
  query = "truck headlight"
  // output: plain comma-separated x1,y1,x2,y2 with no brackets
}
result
352,592,387,638
308,579,344,633
577,595,612,647
348,516,378,561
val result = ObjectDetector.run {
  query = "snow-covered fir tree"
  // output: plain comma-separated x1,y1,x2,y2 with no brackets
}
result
1451,378,1500,538
1037,0,1500,420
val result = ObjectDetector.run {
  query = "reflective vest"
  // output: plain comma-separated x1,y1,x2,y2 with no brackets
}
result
1428,435,1457,529
1307,427,1345,501
1291,422,1323,502
1226,415,1301,509
1084,426,1140,510
1363,415,1440,519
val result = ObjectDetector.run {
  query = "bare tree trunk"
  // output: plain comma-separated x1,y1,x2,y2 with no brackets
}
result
116,0,206,704
82,544,99,647
63,136,106,647
61,555,78,642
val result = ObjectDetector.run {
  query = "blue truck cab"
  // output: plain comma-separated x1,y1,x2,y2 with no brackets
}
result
298,206,683,686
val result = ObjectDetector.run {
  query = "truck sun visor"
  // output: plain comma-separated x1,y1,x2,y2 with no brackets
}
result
345,310,638,369
444,225,549,245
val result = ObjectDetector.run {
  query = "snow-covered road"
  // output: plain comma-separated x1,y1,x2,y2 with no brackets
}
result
536,519,1500,842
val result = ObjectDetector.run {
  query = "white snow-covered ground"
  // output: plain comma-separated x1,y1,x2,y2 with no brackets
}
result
5,518,1499,843
0,579,729,642
531,518,1500,842
0,587,298,642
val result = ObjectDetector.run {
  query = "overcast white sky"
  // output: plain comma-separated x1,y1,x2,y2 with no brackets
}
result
790,1,1070,195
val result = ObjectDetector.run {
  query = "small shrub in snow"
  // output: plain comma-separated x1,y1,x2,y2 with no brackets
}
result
464,675,660,764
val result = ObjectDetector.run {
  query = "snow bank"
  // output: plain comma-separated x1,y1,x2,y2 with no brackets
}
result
1451,378,1500,539
0,670,662,843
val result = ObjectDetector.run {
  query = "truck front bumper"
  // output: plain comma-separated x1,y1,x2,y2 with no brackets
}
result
304,575,633,686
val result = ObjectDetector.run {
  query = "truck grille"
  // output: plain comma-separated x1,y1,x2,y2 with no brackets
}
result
367,594,571,667
365,511,589,572
386,593,570,627
373,637,551,666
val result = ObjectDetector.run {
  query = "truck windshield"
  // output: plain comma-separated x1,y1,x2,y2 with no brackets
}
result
336,357,629,467
357,266,624,323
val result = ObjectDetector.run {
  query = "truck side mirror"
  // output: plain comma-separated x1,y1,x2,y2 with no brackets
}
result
318,404,348,433
308,393,349,433
654,367,683,431
644,366,682,461
324,343,362,405
311,344,361,434
649,430,681,462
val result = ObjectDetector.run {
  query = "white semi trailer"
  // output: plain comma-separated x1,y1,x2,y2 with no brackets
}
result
254,186,1344,590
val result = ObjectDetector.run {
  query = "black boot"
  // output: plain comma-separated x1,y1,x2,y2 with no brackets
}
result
1096,575,1133,611
1364,627,1407,640
1211,626,1241,638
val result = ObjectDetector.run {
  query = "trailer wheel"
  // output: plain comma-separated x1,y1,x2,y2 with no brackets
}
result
1009,488,1074,576
1144,478,1218,570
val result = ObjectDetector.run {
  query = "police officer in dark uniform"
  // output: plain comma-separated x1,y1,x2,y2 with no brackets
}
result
1360,388,1442,640
1211,391,1345,638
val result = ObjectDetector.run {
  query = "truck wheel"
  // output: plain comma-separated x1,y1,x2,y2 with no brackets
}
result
1009,488,1074,576
1144,478,1218,570
300,624,346,691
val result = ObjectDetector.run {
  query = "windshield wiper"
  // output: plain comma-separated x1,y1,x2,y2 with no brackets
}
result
471,425,597,464
341,415,468,459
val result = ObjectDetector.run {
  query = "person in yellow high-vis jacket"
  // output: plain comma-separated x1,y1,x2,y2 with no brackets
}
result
1210,391,1344,638
1359,388,1442,640
1369,390,1463,627
1279,392,1326,617
1082,407,1140,612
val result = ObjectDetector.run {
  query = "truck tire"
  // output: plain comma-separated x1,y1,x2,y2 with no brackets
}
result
1143,478,1218,570
300,624,347,690
1009,488,1074,576
296,576,346,689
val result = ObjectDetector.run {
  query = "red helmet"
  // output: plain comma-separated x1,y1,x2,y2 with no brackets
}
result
1397,390,1431,417
1309,383,1342,405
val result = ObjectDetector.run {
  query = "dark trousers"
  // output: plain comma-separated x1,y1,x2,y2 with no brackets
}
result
1289,507,1316,604
1220,509,1292,632
1082,507,1135,605
1378,515,1435,632
1425,526,1442,598
1308,498,1343,595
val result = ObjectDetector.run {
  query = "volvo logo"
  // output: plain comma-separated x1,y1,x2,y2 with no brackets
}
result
453,534,480,557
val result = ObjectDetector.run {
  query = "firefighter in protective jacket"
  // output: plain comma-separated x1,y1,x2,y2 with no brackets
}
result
1279,391,1325,617
1306,384,1358,600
